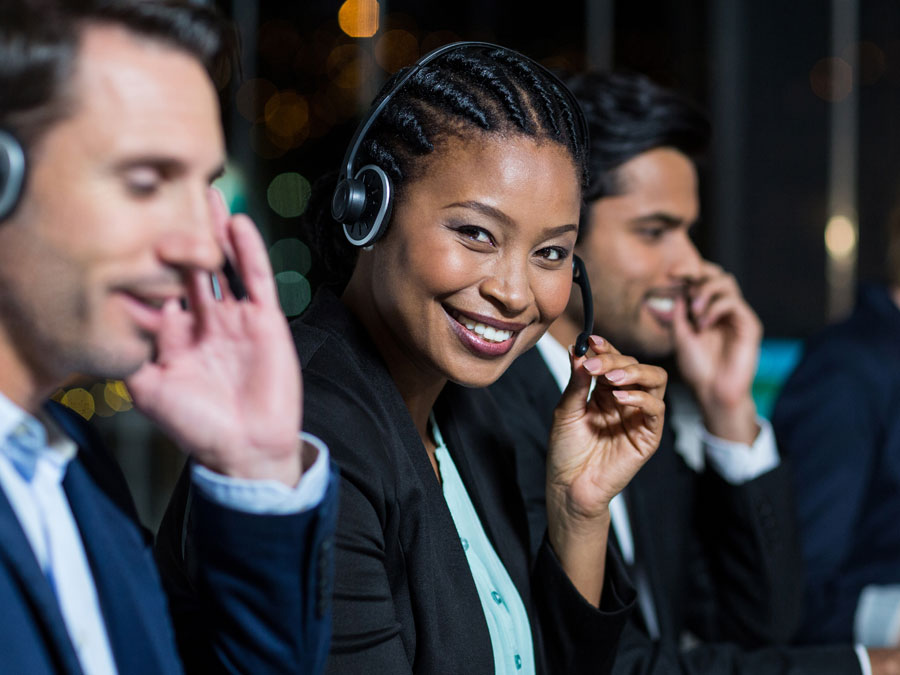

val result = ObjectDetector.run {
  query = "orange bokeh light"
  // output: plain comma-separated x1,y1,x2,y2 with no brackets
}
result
338,0,380,39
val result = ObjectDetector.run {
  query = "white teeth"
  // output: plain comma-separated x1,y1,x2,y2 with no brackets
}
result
646,297,675,313
452,312,513,343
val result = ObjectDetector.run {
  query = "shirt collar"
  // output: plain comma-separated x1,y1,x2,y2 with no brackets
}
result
0,389,29,444
534,333,570,391
0,391,78,474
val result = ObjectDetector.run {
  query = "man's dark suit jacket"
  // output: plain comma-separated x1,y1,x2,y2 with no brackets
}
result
490,346,863,674
285,288,636,675
774,283,900,644
0,401,338,674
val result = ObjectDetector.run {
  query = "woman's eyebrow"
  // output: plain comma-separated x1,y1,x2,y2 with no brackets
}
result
543,223,578,238
442,202,578,236
442,200,514,226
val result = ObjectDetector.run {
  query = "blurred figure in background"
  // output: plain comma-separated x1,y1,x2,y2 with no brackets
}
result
491,70,898,673
774,196,900,650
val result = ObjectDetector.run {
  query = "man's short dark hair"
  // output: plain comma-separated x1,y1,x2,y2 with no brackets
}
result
563,71,711,241
0,0,233,151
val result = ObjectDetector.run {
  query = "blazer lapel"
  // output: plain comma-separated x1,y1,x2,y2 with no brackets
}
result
0,485,84,674
626,417,683,637
62,455,181,675
46,403,181,675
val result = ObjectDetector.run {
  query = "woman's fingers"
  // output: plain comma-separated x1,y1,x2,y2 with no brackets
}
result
591,361,668,398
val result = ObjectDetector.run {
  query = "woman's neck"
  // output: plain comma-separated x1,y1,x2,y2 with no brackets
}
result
342,272,447,461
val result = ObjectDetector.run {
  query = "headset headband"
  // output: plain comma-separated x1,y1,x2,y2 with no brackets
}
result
337,41,588,184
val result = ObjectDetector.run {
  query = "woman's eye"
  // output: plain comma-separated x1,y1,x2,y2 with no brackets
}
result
536,246,568,262
457,226,494,245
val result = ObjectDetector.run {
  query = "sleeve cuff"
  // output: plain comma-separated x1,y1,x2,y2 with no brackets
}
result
856,644,873,675
854,584,900,646
190,432,331,514
703,416,780,484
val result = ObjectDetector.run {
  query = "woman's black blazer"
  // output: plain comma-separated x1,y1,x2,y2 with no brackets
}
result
292,288,635,675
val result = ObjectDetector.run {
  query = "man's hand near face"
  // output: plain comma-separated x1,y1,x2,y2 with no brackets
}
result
126,189,310,487
672,260,764,445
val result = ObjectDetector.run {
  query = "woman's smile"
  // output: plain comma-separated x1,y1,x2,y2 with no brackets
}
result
446,307,525,357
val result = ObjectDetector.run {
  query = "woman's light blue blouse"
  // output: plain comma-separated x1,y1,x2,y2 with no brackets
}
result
431,414,535,675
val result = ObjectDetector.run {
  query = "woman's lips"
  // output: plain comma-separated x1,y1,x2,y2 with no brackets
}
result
446,308,522,357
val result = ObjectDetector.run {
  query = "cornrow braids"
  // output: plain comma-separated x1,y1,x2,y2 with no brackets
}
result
360,45,586,193
302,43,588,292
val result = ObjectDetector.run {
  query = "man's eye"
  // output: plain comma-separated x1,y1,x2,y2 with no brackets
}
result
125,169,161,196
127,181,159,196
638,228,665,241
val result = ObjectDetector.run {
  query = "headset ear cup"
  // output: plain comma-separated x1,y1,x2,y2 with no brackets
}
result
340,164,392,247
331,176,367,225
0,130,26,222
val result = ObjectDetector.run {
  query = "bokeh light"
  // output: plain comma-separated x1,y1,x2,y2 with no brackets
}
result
104,380,133,413
270,238,313,276
338,0,380,38
275,271,312,317
376,29,419,73
264,91,310,150
327,44,374,89
810,57,853,102
825,214,857,260
267,174,312,219
235,78,278,123
61,388,95,420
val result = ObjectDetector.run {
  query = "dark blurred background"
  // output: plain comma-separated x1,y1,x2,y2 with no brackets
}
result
58,0,900,529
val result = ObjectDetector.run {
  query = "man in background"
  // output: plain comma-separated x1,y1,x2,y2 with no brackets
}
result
492,70,898,674
0,1,336,672
774,196,900,651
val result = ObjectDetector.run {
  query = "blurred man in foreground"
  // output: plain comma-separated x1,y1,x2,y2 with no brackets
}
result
0,1,336,672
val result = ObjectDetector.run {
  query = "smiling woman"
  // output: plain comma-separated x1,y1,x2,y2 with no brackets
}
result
288,43,669,675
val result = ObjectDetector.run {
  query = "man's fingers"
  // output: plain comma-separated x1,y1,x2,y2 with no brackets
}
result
687,271,740,317
671,294,697,343
208,187,235,258
227,214,280,309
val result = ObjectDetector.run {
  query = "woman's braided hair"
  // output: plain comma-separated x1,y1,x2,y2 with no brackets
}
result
302,43,588,292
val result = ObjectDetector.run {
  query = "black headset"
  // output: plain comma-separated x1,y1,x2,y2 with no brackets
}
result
331,40,589,248
572,254,594,356
330,40,595,354
0,130,26,222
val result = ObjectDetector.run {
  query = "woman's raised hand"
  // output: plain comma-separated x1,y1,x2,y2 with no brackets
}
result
545,335,667,605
